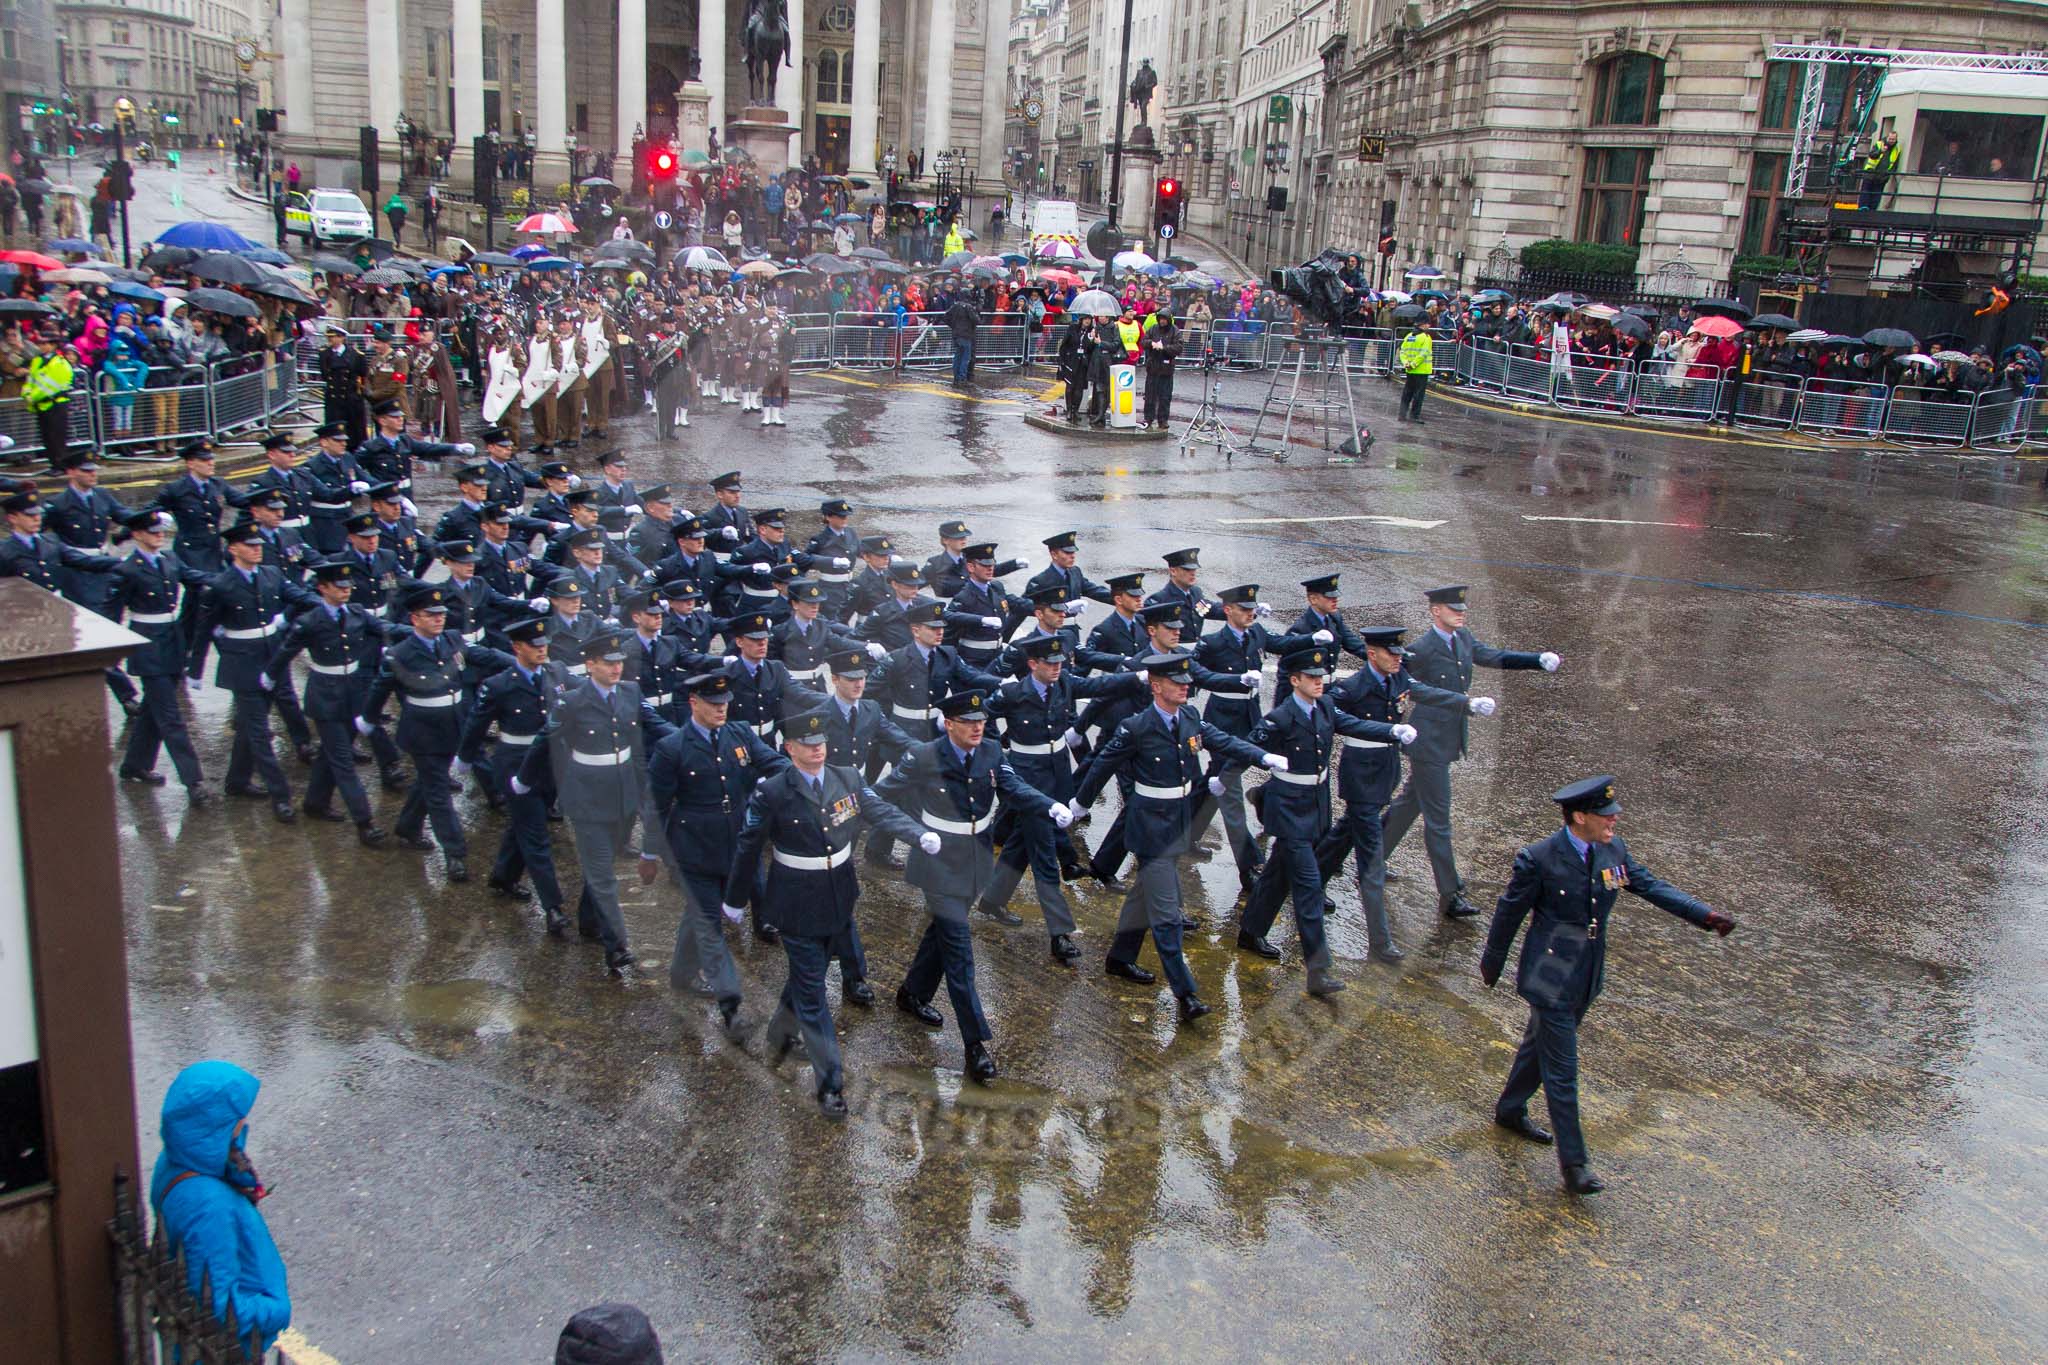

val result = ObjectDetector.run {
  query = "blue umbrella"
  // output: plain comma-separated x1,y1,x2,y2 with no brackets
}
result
239,246,294,266
523,255,575,271
1404,264,1446,279
428,263,472,277
45,237,96,254
999,252,1029,267
509,242,553,260
154,221,257,251
1139,261,1177,277
107,280,165,302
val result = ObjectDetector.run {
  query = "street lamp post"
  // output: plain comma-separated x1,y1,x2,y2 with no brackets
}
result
1104,0,1135,237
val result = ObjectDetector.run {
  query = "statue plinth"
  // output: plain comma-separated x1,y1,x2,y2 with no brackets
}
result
1127,124,1156,148
1119,136,1164,248
728,106,798,179
677,83,712,159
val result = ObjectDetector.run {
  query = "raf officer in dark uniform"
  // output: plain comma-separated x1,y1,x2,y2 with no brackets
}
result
803,498,861,620
154,441,231,679
1384,584,1560,918
855,562,927,652
355,398,474,498
845,534,898,623
267,559,400,845
317,325,370,448
942,541,1030,673
298,423,371,554
460,615,574,930
1023,529,1117,606
359,583,480,880
40,456,138,714
647,671,787,1024
106,508,213,802
921,519,971,599
699,469,754,564
1480,776,1734,1194
876,689,1064,1083
201,521,315,821
725,708,925,1118
1145,546,1221,638
1278,573,1370,704
1234,646,1415,994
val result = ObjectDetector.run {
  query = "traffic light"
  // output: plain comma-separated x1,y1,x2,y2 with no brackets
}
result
106,160,134,201
1153,176,1183,238
648,144,679,210
473,133,497,206
1378,234,1396,257
358,125,380,196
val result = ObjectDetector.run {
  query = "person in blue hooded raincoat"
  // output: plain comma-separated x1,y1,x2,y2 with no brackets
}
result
149,1060,292,1351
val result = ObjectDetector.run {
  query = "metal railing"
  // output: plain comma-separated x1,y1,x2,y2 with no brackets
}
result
110,1173,283,1364
0,350,306,463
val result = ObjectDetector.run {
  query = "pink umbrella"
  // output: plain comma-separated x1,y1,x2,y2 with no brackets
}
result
516,212,573,235
1689,314,1743,338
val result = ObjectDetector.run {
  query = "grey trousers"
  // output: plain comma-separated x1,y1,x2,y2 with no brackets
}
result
670,868,744,1007
569,813,639,954
1381,759,1461,905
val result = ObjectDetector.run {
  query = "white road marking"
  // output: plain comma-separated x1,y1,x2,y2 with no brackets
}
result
1520,515,1776,538
1217,514,1448,530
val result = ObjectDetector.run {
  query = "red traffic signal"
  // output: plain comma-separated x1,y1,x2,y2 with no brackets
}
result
649,146,679,180
1153,177,1183,235
1156,177,1180,199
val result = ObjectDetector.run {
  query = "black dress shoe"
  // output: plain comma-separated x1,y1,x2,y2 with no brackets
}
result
1090,872,1127,893
1382,867,1402,882
605,949,636,979
1179,913,1199,930
1236,930,1281,959
818,1089,849,1119
719,998,747,1040
380,769,411,792
271,801,296,824
1495,1113,1554,1146
488,876,531,899
295,743,319,765
445,857,469,883
185,788,214,807
1369,945,1407,965
1562,1164,1607,1195
224,784,264,800
351,748,372,764
1105,958,1156,985
578,922,604,941
895,987,943,1027
302,804,345,822
753,922,781,945
866,850,905,871
772,1032,798,1063
397,833,436,852
118,696,143,721
543,906,571,938
1441,896,1482,919
1306,969,1347,997
357,822,388,846
1049,933,1080,963
119,769,167,787
1178,995,1212,1022
964,1041,998,1084
975,899,1024,927
844,979,876,1007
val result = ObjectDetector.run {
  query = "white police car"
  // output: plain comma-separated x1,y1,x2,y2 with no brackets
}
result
285,189,375,245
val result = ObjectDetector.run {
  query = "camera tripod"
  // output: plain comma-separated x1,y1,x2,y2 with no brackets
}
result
1177,347,1240,459
1244,329,1360,464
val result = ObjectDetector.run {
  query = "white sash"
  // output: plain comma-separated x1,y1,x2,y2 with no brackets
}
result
554,338,580,396
580,318,611,379
483,347,520,422
520,342,558,408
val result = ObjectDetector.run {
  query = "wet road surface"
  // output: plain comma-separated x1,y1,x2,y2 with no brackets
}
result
119,364,2048,1361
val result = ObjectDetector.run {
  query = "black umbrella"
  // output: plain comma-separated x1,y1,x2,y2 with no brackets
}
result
578,176,620,191
0,298,57,317
184,287,260,318
852,246,891,262
1620,302,1662,318
358,266,411,286
141,245,200,271
187,251,268,286
595,240,655,262
1861,326,1916,350
1390,303,1427,323
1693,296,1753,321
246,279,319,305
309,252,362,276
1611,313,1651,340
1818,334,1866,350
471,251,524,268
1746,312,1800,331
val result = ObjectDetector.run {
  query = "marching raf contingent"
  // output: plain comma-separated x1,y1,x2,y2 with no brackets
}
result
0,266,1738,1193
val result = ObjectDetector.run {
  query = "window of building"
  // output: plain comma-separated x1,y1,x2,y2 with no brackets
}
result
1741,152,1788,254
1913,110,2043,179
1589,52,1662,127
481,24,499,82
111,21,131,42
1577,146,1652,244
505,33,520,87
1760,60,1799,130
425,29,437,78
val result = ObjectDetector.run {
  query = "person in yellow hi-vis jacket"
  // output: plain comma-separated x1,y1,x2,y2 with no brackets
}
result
24,325,77,471
1397,325,1433,424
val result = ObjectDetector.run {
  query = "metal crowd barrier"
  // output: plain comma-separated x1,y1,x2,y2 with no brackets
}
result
1553,351,1633,413
1730,371,1805,430
94,365,212,453
0,381,95,462
1880,385,1976,447
1795,380,1890,440
1630,360,1725,422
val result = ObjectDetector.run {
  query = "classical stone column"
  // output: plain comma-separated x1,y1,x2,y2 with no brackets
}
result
775,0,804,161
452,0,485,143
847,0,879,175
279,0,314,144
534,0,568,187
618,0,648,157
365,0,402,135
922,0,954,169
698,0,727,143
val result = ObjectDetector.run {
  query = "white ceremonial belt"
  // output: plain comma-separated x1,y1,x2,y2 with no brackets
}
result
646,691,673,707
572,747,634,766
1341,737,1392,749
816,571,851,583
310,501,351,512
891,704,932,721
279,516,308,529
309,661,360,676
566,663,588,676
408,691,459,708
1270,768,1327,785
221,622,279,640
786,665,824,682
752,720,777,735
923,811,993,836
128,611,177,625
461,628,485,643
1006,741,1059,756
711,551,734,563
1206,687,1255,698
741,587,778,598
774,844,853,871
1134,780,1192,800
496,731,537,746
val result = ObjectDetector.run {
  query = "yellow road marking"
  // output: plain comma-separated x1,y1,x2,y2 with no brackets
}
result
277,1326,342,1364
810,371,1029,407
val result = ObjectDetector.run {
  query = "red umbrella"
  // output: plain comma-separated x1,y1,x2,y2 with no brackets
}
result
0,249,64,270
1036,267,1083,288
1688,314,1743,339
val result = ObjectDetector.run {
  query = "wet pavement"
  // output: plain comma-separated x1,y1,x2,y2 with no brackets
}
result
118,364,2048,1361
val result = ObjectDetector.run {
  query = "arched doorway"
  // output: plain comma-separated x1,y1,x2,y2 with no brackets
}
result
647,57,685,141
810,3,854,173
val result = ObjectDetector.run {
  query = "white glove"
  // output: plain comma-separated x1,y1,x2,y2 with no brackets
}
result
1208,776,1225,797
564,473,583,488
509,776,530,796
1468,696,1497,717
720,525,739,541
1049,802,1075,829
1539,652,1560,672
1391,724,1418,745
1261,752,1290,771
1238,671,1260,688
980,616,1002,630
353,716,374,736
1253,601,1273,619
1062,600,1086,617
212,626,225,639
399,495,419,518
452,758,472,777
721,902,746,923
349,480,370,495
831,557,850,569
0,434,13,451
527,597,550,613
864,641,886,659
623,504,642,516
257,673,273,691
455,443,476,456
917,831,942,855
1062,727,1084,749
1312,628,1333,644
